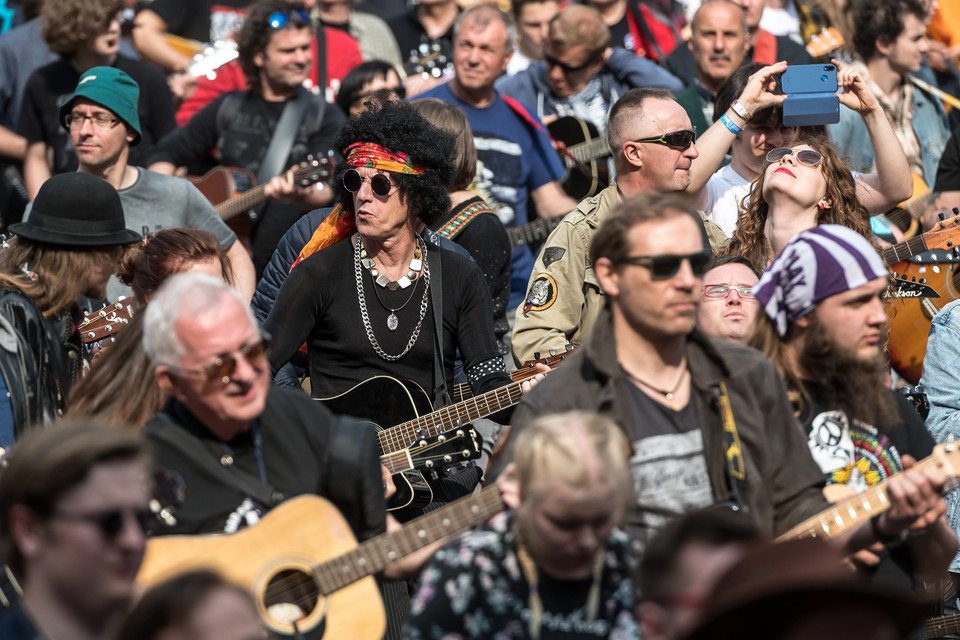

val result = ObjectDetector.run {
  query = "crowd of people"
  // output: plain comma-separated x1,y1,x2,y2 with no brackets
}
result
0,0,959,638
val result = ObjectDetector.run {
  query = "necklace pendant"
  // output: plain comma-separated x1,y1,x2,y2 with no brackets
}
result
386,313,399,331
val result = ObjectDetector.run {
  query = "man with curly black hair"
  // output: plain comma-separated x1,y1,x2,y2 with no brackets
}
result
264,99,516,414
17,0,175,200
148,0,343,278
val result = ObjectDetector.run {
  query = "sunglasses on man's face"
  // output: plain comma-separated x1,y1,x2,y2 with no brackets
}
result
51,508,157,540
342,169,395,198
543,51,595,75
172,337,270,384
267,9,310,29
618,251,712,279
765,147,823,167
633,129,697,149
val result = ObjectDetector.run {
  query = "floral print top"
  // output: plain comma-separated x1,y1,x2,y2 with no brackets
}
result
404,511,639,639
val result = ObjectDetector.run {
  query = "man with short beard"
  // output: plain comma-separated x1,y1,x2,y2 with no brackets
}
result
751,224,957,589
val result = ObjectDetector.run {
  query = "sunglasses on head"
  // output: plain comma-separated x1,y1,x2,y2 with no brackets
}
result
172,336,270,384
618,251,712,279
633,129,697,149
703,284,756,299
342,168,396,197
543,52,595,75
52,508,157,540
766,147,823,167
267,9,311,29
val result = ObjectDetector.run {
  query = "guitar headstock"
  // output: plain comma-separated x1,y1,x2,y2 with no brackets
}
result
80,299,135,345
932,440,960,481
522,348,575,370
805,27,846,59
295,152,335,186
408,427,483,471
187,39,239,80
923,209,960,252
886,274,939,299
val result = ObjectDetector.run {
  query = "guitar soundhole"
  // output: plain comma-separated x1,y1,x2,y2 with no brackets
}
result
263,568,320,625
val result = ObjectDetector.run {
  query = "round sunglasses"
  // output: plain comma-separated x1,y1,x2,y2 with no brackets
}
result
342,169,396,198
766,147,823,167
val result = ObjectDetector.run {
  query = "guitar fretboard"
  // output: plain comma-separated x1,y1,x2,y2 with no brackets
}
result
379,448,412,475
565,137,611,166
377,380,528,455
927,612,960,639
507,217,563,248
310,487,505,594
882,235,928,265
776,448,957,541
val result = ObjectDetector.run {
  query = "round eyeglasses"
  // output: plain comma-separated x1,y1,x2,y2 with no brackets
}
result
342,169,395,197
766,147,823,167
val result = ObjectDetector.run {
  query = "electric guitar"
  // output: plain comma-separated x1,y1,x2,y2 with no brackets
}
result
451,349,573,402
137,488,506,638
886,210,960,383
776,440,960,542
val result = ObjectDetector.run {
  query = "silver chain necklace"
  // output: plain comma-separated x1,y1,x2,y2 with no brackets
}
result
354,235,431,362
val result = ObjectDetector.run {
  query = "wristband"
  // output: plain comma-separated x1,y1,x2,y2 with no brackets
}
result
730,100,752,121
720,113,743,135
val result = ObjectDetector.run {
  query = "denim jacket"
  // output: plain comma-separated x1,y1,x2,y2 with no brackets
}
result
920,298,960,571
828,77,949,187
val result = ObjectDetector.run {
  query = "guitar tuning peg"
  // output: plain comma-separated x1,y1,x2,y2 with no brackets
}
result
940,212,946,220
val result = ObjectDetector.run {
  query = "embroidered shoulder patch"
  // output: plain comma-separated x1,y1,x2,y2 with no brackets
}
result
541,247,566,267
523,273,558,316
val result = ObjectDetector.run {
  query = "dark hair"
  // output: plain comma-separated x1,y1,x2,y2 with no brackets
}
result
709,253,761,278
852,0,928,62
336,61,402,115
333,101,455,226
410,98,477,192
639,508,760,606
590,192,706,268
237,0,312,90
0,421,147,578
714,62,784,127
118,570,257,640
116,228,233,306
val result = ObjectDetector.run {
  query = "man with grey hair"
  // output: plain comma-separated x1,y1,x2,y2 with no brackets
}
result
141,273,386,542
417,4,577,316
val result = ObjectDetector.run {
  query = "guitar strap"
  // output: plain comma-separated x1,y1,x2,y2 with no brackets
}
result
716,381,750,512
437,199,491,240
257,86,319,185
147,415,283,510
499,94,585,171
425,239,451,408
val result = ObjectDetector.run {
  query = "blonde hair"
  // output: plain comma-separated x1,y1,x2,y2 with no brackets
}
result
513,411,631,500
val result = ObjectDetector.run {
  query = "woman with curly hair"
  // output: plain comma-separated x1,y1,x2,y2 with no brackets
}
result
721,134,875,272
264,99,515,410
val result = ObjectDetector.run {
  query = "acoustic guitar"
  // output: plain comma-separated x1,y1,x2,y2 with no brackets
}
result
547,116,611,201
923,610,960,639
887,209,960,384
190,154,333,247
319,361,560,516
137,488,506,638
884,170,931,239
776,440,960,542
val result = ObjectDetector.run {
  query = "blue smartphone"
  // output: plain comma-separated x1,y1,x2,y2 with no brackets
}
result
781,64,839,127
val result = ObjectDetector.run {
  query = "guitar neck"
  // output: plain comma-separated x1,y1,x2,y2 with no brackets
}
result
882,234,928,265
452,362,544,402
380,449,413,475
927,612,960,640
378,380,527,455
776,450,955,542
507,216,562,248
567,137,611,165
311,487,505,595
215,181,273,221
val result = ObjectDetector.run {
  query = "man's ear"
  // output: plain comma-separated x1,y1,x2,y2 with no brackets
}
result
794,314,811,329
874,36,892,58
253,50,265,69
595,256,620,297
8,504,44,564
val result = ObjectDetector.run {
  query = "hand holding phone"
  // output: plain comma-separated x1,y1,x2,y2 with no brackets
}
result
781,64,839,127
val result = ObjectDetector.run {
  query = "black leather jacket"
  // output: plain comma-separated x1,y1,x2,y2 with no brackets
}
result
0,289,79,438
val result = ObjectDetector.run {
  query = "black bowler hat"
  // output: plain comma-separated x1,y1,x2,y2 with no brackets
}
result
10,173,141,246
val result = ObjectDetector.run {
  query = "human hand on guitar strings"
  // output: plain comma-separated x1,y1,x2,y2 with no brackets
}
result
381,465,397,500
519,363,551,395
873,455,949,538
263,167,333,209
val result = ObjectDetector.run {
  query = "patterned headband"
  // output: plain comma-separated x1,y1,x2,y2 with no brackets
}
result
752,225,888,337
344,142,425,175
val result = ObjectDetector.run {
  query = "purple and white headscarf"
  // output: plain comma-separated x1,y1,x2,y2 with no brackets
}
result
752,225,888,336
